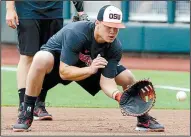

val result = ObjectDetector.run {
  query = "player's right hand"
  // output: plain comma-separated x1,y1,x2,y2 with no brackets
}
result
89,54,108,74
6,9,19,29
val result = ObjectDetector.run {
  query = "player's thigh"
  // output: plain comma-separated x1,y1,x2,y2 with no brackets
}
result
115,65,136,87
76,72,101,96
17,19,41,56
40,19,63,45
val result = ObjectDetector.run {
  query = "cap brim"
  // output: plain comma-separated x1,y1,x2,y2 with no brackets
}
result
102,22,125,29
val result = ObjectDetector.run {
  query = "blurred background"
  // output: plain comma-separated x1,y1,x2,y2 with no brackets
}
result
1,1,190,55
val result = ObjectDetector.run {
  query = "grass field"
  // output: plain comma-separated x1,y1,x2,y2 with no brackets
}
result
1,67,190,109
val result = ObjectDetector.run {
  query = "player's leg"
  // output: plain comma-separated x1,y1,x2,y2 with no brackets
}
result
16,19,41,116
34,19,63,120
114,65,136,90
115,65,164,132
12,50,55,132
33,51,68,121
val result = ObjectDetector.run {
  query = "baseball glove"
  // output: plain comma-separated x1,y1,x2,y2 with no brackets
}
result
119,79,156,117
72,13,90,22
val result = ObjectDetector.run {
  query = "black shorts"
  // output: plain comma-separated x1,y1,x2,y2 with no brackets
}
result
42,50,126,96
17,19,63,56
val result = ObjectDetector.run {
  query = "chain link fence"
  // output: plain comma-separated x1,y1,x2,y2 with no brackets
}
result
175,1,190,22
128,1,190,23
129,1,167,22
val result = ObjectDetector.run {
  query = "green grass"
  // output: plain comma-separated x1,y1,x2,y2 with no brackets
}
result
1,68,190,109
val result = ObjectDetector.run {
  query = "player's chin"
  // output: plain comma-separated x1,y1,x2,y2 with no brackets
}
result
106,38,115,43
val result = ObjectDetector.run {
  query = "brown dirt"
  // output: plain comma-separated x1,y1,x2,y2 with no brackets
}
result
1,45,190,136
1,107,190,136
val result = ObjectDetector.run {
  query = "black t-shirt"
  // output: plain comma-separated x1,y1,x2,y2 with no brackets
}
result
15,1,63,19
41,21,122,78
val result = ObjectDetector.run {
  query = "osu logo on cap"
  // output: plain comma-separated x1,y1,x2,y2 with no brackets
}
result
109,13,121,20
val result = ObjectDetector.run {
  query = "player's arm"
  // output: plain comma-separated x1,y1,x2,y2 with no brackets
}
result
6,1,19,29
100,42,123,102
59,55,108,81
100,74,121,101
60,62,92,81
59,30,107,81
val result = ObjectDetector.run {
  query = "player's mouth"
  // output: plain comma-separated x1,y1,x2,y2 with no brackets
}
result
108,36,115,40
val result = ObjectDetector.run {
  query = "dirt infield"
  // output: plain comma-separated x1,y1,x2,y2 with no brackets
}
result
1,107,190,136
1,45,190,136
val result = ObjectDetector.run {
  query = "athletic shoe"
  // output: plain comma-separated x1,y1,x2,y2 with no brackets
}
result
135,114,165,132
13,110,33,132
18,102,24,116
33,101,52,120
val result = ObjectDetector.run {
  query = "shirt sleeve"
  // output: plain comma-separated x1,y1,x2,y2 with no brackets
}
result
101,40,122,78
60,30,85,65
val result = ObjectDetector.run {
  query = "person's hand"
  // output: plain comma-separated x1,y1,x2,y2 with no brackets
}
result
89,54,108,74
6,8,19,29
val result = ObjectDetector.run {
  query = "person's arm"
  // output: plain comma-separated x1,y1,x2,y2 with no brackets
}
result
6,1,19,29
59,54,108,81
6,1,15,10
100,74,121,101
59,62,92,81
59,30,107,81
99,41,123,101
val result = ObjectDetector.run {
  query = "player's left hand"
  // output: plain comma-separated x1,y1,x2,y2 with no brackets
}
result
119,79,156,117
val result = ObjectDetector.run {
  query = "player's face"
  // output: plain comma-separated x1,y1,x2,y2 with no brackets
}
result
99,22,119,43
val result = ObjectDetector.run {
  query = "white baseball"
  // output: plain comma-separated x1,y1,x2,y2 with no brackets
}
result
176,91,187,101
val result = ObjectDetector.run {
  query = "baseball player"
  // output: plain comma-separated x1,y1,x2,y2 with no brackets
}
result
12,5,164,132
6,1,89,121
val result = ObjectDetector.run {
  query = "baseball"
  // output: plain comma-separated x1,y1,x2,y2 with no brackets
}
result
176,91,187,101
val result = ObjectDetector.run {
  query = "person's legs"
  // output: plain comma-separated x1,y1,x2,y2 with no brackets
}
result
16,19,41,116
115,66,164,132
13,50,55,132
33,19,63,120
17,56,33,104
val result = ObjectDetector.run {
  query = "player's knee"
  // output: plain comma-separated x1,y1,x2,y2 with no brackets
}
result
116,69,136,89
122,72,136,90
128,71,136,84
32,51,54,73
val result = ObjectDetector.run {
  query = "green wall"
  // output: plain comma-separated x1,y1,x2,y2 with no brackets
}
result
117,23,190,53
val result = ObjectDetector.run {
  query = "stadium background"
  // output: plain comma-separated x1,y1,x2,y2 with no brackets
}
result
1,1,190,54
1,1,190,136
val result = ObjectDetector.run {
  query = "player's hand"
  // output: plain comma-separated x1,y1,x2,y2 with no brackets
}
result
89,54,108,74
6,8,19,29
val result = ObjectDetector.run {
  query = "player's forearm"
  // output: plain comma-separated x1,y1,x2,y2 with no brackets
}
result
6,1,15,10
59,65,92,81
72,1,84,12
100,75,122,101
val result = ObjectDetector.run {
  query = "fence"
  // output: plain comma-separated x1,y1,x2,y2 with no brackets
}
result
1,1,190,53
121,1,190,23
